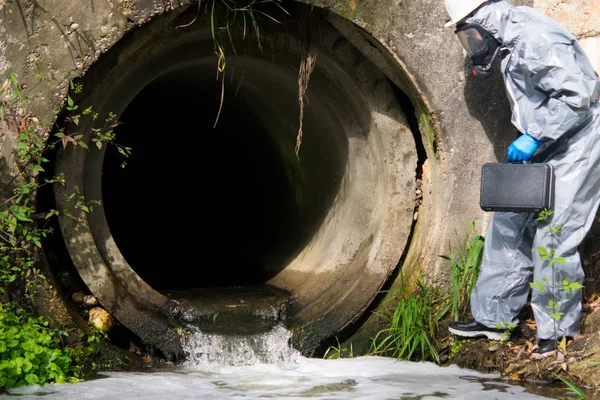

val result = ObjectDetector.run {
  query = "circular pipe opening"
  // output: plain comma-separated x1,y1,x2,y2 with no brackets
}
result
101,63,341,289
51,3,419,356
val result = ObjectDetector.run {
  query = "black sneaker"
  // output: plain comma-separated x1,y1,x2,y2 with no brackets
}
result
535,337,573,354
448,320,510,341
536,339,556,354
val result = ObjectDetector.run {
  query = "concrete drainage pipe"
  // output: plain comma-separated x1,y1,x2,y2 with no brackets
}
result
53,5,418,358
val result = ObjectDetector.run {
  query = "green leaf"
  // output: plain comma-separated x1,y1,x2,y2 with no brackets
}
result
569,283,584,291
555,257,566,264
538,246,548,260
21,340,34,351
45,210,59,219
530,280,546,292
549,311,565,321
24,373,39,385
13,212,33,222
67,96,74,107
11,73,24,105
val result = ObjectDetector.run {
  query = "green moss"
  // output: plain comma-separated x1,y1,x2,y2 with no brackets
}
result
416,102,438,156
390,66,439,158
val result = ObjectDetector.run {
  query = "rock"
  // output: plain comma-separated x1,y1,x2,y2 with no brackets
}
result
89,307,115,332
84,294,99,306
71,291,85,304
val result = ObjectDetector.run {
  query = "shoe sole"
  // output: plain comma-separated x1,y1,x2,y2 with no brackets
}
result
448,327,508,341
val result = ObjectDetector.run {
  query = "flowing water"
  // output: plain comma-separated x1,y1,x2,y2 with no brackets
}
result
2,326,582,399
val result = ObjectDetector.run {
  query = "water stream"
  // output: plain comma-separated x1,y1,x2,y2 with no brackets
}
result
2,325,581,399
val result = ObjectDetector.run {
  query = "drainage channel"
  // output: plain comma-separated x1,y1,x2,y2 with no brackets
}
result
46,3,420,359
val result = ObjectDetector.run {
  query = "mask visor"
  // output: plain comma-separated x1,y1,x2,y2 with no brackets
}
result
455,27,488,57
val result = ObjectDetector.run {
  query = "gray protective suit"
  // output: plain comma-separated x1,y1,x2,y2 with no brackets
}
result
466,1,600,340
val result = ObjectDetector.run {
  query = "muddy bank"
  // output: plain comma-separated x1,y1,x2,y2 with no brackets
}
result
441,299,600,395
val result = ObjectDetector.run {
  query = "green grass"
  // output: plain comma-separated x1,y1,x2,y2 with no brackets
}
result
370,279,448,364
323,337,354,360
554,374,587,399
369,220,486,364
178,0,289,72
439,220,485,321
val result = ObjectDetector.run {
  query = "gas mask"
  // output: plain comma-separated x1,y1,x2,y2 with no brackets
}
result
455,23,501,80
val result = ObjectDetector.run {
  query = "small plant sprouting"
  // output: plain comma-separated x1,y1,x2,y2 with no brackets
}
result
59,87,132,169
63,186,102,217
69,79,83,95
530,209,583,354
449,338,470,359
492,319,517,341
323,337,354,360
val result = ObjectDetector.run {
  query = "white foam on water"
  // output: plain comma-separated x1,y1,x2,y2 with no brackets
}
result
4,325,573,399
5,356,569,399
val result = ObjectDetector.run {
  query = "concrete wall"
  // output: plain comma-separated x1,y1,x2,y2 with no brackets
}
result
535,0,600,72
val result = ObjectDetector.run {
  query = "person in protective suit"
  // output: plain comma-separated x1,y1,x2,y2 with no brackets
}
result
443,0,600,354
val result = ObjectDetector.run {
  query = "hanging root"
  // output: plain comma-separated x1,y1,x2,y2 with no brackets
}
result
213,48,226,128
295,11,317,160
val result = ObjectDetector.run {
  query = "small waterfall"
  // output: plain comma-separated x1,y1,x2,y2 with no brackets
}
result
180,324,301,368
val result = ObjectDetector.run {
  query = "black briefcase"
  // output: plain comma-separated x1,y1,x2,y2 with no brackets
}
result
480,163,555,212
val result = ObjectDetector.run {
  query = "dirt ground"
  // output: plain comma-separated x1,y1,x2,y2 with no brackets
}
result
439,297,600,396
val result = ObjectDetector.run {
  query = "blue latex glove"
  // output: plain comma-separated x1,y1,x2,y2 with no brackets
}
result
506,133,541,163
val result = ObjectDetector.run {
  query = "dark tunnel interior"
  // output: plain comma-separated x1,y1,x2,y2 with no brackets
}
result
102,68,303,290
